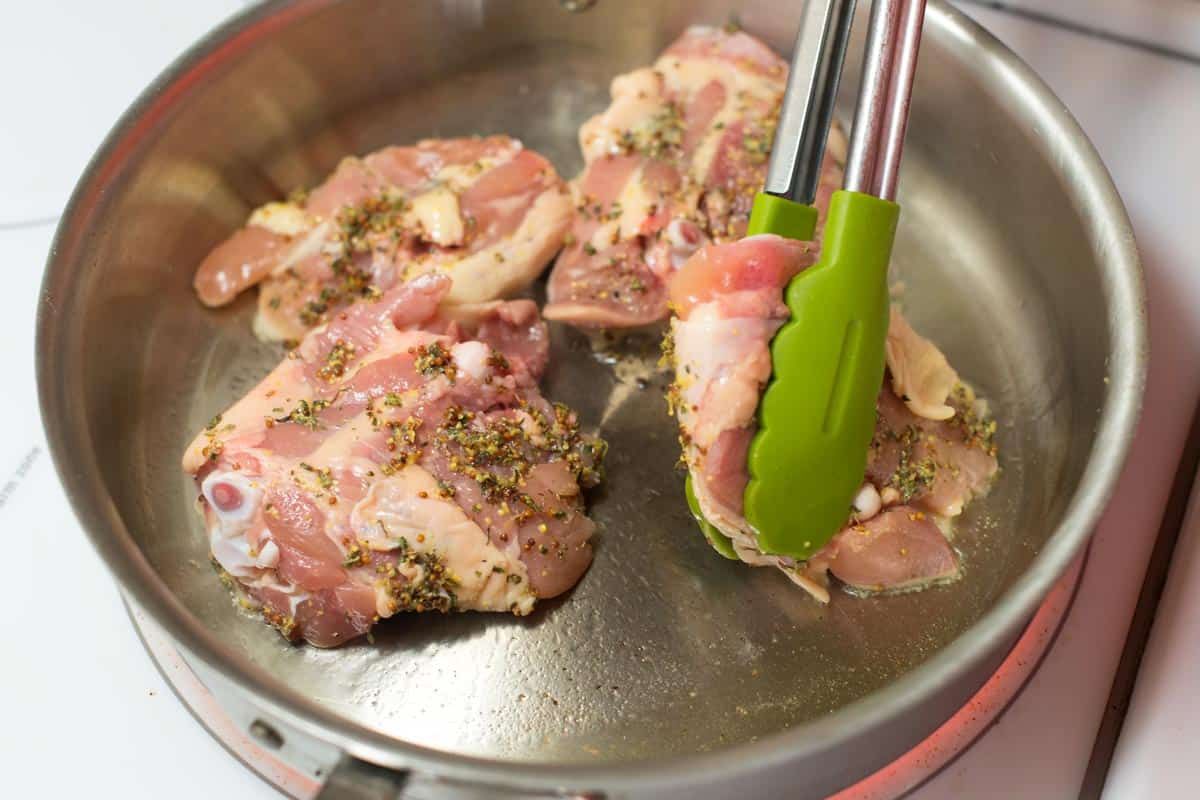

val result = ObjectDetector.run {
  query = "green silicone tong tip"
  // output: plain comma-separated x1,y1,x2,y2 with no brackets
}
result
688,0,926,561
743,189,897,560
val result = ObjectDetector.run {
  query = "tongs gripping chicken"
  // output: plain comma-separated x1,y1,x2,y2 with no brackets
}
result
688,0,928,559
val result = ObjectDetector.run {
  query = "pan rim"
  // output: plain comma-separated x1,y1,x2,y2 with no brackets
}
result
36,0,1146,792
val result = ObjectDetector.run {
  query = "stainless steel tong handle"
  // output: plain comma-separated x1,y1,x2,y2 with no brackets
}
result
845,0,927,200
765,0,857,205
767,0,927,205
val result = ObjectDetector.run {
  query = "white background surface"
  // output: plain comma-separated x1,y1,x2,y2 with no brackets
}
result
968,0,1200,60
2,1,1198,797
1107,472,1200,797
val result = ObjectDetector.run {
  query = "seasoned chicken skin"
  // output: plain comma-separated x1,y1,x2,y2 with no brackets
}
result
544,26,844,328
668,235,998,601
184,275,603,647
194,136,572,342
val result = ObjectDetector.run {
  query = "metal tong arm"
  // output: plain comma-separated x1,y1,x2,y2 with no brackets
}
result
766,0,927,206
845,0,927,201
765,0,857,205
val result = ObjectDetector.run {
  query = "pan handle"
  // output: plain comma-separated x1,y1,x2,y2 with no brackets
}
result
315,755,604,800
315,757,410,800
178,641,599,799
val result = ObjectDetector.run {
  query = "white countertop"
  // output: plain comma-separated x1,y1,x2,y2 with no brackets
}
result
1106,471,1200,797
2,2,1198,797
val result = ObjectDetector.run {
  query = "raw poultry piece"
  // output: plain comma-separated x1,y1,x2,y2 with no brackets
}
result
667,235,998,601
183,274,604,647
194,136,572,342
544,25,845,328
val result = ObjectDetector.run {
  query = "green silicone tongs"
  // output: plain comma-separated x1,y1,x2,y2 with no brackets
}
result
687,0,928,561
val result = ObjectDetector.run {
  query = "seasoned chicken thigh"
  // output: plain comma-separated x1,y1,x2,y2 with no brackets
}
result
667,235,998,601
184,275,603,646
194,136,571,342
544,26,844,328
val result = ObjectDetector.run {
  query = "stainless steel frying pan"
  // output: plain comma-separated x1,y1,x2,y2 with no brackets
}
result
37,1,1145,797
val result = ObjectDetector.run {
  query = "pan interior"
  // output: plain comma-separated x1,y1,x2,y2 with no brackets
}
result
69,0,1106,765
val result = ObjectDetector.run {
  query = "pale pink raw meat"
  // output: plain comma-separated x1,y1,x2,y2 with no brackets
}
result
184,275,603,647
194,226,290,307
867,383,999,518
544,26,844,329
193,136,572,343
669,235,806,529
422,299,550,380
667,234,997,601
819,508,960,593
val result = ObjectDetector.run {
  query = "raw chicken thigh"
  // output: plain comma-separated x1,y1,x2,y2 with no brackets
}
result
667,235,998,601
184,274,604,646
545,26,844,328
194,136,572,342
